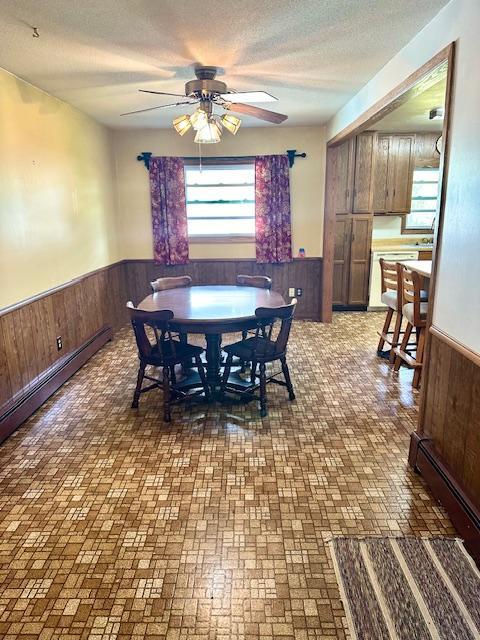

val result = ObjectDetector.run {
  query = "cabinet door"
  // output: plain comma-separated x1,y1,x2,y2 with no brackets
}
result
348,217,373,306
332,217,351,305
333,139,355,215
353,132,376,213
373,135,392,213
390,135,415,213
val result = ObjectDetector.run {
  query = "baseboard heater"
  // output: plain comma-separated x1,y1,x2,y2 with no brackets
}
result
0,326,112,444
409,432,480,564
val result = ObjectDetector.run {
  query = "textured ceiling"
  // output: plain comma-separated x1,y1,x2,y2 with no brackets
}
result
375,76,447,132
0,0,449,129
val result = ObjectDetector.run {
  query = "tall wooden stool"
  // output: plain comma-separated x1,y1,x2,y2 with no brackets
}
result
377,259,404,364
393,266,428,388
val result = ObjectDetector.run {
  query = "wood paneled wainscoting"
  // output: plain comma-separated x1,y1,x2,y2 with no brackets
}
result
0,263,127,444
0,257,321,443
123,258,322,321
409,326,480,562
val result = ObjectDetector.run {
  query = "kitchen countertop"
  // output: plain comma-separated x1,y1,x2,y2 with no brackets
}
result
371,238,434,252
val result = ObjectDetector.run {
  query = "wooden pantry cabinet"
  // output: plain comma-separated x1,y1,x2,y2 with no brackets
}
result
331,132,376,307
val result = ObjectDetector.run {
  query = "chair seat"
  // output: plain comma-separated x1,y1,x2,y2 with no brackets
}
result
403,302,428,324
147,340,203,365
381,290,399,310
223,336,278,361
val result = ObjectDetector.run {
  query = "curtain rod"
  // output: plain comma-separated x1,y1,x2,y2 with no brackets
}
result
136,150,307,170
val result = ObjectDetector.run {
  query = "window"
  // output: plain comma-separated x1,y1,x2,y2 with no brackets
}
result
184,162,255,239
403,167,440,232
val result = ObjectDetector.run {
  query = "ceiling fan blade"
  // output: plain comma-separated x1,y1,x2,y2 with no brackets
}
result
220,91,278,103
225,102,288,124
121,100,197,116
139,89,189,98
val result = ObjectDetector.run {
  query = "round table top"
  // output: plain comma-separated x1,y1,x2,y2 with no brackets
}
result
137,285,285,332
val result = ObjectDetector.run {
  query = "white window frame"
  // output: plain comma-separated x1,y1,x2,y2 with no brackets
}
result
184,159,255,243
403,167,440,233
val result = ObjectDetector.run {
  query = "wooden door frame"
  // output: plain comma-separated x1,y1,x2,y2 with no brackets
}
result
320,42,455,323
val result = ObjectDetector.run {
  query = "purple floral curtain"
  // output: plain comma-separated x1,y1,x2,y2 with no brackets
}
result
149,156,189,265
255,155,292,263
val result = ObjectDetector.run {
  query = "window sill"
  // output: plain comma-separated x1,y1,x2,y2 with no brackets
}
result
189,235,255,244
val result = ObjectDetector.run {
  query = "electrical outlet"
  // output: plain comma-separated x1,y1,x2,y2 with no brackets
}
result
56,336,63,351
296,288,303,297
288,287,295,297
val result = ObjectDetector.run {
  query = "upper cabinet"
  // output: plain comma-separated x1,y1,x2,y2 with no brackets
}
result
333,139,355,215
353,133,377,213
333,133,376,216
373,134,415,214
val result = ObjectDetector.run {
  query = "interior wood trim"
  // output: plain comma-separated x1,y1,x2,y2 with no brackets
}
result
417,42,455,429
0,261,125,318
0,326,112,444
429,325,480,368
409,433,480,564
328,44,454,147
123,257,322,263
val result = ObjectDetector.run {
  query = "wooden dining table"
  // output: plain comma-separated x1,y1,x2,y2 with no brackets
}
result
138,285,285,394
398,259,432,279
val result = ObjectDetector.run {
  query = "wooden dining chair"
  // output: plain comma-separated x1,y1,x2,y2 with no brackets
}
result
150,275,192,292
393,266,429,388
236,275,273,371
127,302,209,422
377,259,404,364
236,274,272,290
220,300,297,417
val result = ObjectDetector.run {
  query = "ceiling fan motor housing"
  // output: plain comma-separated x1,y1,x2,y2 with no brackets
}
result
185,66,227,98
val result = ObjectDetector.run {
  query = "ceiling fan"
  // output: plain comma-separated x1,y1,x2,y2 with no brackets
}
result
121,66,288,143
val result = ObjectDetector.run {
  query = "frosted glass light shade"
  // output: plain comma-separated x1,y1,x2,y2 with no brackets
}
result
173,114,192,136
194,120,221,144
190,109,209,131
221,114,241,134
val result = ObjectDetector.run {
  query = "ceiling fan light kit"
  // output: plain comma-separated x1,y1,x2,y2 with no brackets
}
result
123,66,288,144
172,114,192,136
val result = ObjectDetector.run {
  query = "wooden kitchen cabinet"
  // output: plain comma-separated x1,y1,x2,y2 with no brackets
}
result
332,216,372,307
333,139,355,215
373,134,415,214
353,132,376,213
333,133,376,215
333,217,351,305
348,217,373,306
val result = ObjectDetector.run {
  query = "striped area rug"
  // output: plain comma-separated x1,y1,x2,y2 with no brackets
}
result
330,537,480,640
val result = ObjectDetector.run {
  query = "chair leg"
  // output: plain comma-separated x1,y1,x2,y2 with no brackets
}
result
377,307,394,353
389,312,403,364
162,366,171,423
180,334,192,375
259,362,267,418
281,356,295,401
132,362,145,408
251,360,257,385
394,322,413,371
413,327,426,389
220,354,233,396
196,355,211,401
239,330,248,373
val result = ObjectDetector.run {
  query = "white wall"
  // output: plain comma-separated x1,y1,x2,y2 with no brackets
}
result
328,0,480,354
112,126,326,260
